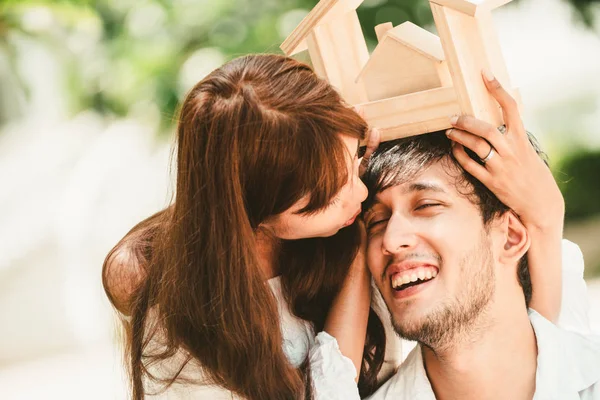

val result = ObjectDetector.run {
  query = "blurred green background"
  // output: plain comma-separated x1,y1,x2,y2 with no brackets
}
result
0,1,599,398
1,0,599,129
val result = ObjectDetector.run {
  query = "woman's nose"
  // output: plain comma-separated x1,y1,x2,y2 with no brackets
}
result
356,177,368,203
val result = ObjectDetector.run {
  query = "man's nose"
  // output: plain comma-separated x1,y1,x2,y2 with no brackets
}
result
382,215,418,256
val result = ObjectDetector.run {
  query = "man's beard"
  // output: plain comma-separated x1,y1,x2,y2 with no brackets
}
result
391,231,495,351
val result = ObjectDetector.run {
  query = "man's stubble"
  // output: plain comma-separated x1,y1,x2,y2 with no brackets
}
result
391,230,496,351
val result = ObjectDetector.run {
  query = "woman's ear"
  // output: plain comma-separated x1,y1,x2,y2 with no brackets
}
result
500,211,531,265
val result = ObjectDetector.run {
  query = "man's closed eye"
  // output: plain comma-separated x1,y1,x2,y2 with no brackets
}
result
415,203,442,211
367,218,389,230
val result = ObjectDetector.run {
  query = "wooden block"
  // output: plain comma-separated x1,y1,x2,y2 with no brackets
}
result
359,44,444,101
375,22,393,42
430,0,514,17
476,10,511,90
357,87,461,143
307,10,369,104
357,22,447,101
481,0,516,12
430,2,509,127
280,0,365,56
387,22,445,61
436,61,453,87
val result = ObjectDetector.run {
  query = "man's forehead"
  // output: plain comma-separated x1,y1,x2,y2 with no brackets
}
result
367,163,455,208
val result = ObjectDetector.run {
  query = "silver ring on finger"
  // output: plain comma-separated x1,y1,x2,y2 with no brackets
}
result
481,147,495,164
497,124,507,135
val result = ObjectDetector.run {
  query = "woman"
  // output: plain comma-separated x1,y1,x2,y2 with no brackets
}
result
103,54,571,399
106,54,383,400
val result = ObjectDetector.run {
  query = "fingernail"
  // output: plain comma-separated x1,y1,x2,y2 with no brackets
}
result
446,128,453,137
449,115,458,125
369,128,380,141
482,68,494,81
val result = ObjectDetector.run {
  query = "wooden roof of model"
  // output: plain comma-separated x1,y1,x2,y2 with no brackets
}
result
280,0,365,56
430,0,514,16
356,22,445,82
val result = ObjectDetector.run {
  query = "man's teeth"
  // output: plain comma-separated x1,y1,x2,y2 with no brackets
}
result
391,267,438,289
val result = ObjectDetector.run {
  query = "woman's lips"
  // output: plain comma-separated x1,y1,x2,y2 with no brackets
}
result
343,209,361,226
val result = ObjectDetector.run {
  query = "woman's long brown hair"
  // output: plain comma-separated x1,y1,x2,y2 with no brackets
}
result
102,54,385,399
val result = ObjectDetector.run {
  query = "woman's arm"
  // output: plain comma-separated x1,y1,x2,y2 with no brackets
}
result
322,223,372,380
102,207,170,315
320,127,381,380
524,212,564,321
446,71,565,322
556,239,591,334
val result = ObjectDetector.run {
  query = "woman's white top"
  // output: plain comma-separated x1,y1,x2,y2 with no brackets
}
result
270,278,362,399
148,239,590,399
145,276,371,399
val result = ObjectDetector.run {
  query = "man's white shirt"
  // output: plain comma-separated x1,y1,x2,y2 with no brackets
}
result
367,310,600,399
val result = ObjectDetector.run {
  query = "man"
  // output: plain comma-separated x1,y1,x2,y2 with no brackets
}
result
361,131,600,399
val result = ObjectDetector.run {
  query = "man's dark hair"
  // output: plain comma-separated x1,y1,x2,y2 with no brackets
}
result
361,131,548,307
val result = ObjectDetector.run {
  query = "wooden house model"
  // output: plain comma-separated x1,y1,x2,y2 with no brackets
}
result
281,0,518,142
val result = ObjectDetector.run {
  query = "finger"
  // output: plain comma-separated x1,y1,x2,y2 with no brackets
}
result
363,128,380,160
481,69,522,130
449,116,509,155
359,128,380,176
452,144,492,185
446,128,498,161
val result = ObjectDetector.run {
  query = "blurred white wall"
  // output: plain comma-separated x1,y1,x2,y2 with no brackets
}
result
495,0,600,151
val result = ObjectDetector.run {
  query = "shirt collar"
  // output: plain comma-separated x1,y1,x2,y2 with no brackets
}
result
529,309,600,399
371,311,600,399
374,343,436,399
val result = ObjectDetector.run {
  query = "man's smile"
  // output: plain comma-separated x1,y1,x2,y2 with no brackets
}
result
386,261,440,300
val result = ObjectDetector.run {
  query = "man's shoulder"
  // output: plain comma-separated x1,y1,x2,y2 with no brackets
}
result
580,383,600,400
557,328,600,396
529,310,600,398
529,308,600,352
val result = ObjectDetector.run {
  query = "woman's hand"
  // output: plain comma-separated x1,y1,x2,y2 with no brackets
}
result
445,70,564,321
446,71,565,233
354,104,381,177
323,220,371,381
359,127,381,177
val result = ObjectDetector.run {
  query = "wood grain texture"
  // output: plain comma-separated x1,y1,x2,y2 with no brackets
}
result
430,0,513,16
307,11,369,104
357,22,448,101
431,3,505,126
280,0,365,56
375,22,393,42
357,87,461,142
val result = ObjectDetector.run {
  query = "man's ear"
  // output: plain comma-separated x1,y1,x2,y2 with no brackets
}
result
499,211,531,265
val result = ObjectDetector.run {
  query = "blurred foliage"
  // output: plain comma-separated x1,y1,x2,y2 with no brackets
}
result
558,150,600,221
0,0,598,130
567,0,600,25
